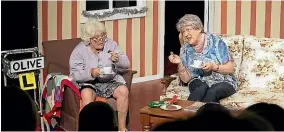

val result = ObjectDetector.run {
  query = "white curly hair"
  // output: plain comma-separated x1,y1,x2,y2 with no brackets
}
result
81,18,106,43
176,14,204,32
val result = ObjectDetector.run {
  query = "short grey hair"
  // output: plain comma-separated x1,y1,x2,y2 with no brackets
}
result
176,14,204,32
81,18,106,43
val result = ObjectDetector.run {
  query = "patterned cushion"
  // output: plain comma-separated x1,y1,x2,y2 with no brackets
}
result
219,34,244,87
239,36,284,91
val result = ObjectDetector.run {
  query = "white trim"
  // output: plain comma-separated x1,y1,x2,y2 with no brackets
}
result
159,0,165,79
208,1,215,33
109,0,113,9
204,0,209,32
132,0,165,84
132,74,163,83
80,0,147,23
137,0,146,7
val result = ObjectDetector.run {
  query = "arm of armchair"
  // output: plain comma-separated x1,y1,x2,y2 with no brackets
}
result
121,70,137,90
161,76,176,95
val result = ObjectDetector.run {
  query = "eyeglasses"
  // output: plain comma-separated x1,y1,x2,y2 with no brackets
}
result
90,33,107,42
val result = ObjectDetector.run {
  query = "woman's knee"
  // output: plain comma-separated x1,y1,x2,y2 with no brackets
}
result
81,88,96,98
189,79,203,87
206,88,217,95
202,88,218,102
189,79,208,92
212,83,236,98
114,85,129,98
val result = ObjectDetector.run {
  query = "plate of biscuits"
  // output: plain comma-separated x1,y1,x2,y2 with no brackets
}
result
160,104,182,111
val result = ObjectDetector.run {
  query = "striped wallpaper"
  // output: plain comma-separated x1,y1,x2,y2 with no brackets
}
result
38,0,283,82
213,0,284,39
38,1,162,79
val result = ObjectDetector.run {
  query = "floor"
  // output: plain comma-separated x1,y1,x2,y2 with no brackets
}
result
128,79,165,131
127,60,177,130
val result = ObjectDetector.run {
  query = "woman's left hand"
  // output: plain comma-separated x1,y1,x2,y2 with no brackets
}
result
109,51,119,62
201,63,216,72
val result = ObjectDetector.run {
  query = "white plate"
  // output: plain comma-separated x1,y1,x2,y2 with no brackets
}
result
190,64,202,69
160,105,182,111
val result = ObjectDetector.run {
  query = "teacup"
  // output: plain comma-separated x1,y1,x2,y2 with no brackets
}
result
193,60,203,67
102,66,112,74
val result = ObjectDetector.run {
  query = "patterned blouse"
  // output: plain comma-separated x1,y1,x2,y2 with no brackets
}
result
180,32,238,90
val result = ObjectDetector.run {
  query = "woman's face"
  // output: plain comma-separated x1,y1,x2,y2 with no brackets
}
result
90,30,107,50
181,25,202,45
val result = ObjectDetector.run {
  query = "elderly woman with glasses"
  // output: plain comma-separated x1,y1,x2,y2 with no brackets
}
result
169,14,237,103
69,19,129,131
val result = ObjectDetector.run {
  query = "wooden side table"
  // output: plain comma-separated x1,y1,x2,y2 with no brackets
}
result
140,100,196,131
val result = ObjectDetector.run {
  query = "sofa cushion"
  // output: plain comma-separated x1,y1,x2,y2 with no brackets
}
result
220,89,284,109
219,35,244,88
239,36,284,91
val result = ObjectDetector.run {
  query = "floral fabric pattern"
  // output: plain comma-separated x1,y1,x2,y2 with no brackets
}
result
219,34,244,87
220,89,284,109
220,36,284,108
239,37,284,90
244,36,284,52
160,75,189,100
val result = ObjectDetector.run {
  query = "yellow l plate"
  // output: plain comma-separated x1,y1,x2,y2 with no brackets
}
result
18,72,37,90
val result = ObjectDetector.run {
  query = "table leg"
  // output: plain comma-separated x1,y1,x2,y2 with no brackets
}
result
140,113,151,131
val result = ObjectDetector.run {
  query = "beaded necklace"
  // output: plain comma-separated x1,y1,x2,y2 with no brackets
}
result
192,33,205,53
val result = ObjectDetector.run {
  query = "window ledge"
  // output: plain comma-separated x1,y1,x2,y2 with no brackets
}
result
80,6,147,23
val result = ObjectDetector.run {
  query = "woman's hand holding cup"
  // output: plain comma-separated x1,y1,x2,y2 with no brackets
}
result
91,68,101,77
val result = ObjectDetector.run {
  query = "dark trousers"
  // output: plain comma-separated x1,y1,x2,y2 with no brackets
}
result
188,79,236,103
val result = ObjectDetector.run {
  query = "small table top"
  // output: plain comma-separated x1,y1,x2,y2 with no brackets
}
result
140,99,196,120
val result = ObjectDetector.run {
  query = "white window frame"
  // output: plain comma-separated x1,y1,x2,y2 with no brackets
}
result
80,0,147,23
204,0,214,33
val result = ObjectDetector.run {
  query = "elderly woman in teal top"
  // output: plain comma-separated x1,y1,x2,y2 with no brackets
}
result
169,14,237,103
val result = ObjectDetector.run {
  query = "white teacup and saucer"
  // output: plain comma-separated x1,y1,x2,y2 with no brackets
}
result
98,66,116,82
190,60,204,69
99,66,117,75
100,66,115,75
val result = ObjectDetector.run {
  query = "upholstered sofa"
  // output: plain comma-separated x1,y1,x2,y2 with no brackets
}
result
161,35,284,109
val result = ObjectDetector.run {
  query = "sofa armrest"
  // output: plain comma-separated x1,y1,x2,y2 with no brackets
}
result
161,76,176,95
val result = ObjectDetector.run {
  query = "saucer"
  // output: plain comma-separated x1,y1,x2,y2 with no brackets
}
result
101,72,116,75
190,64,202,69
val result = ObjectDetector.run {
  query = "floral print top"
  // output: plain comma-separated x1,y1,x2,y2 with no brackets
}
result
181,32,238,90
